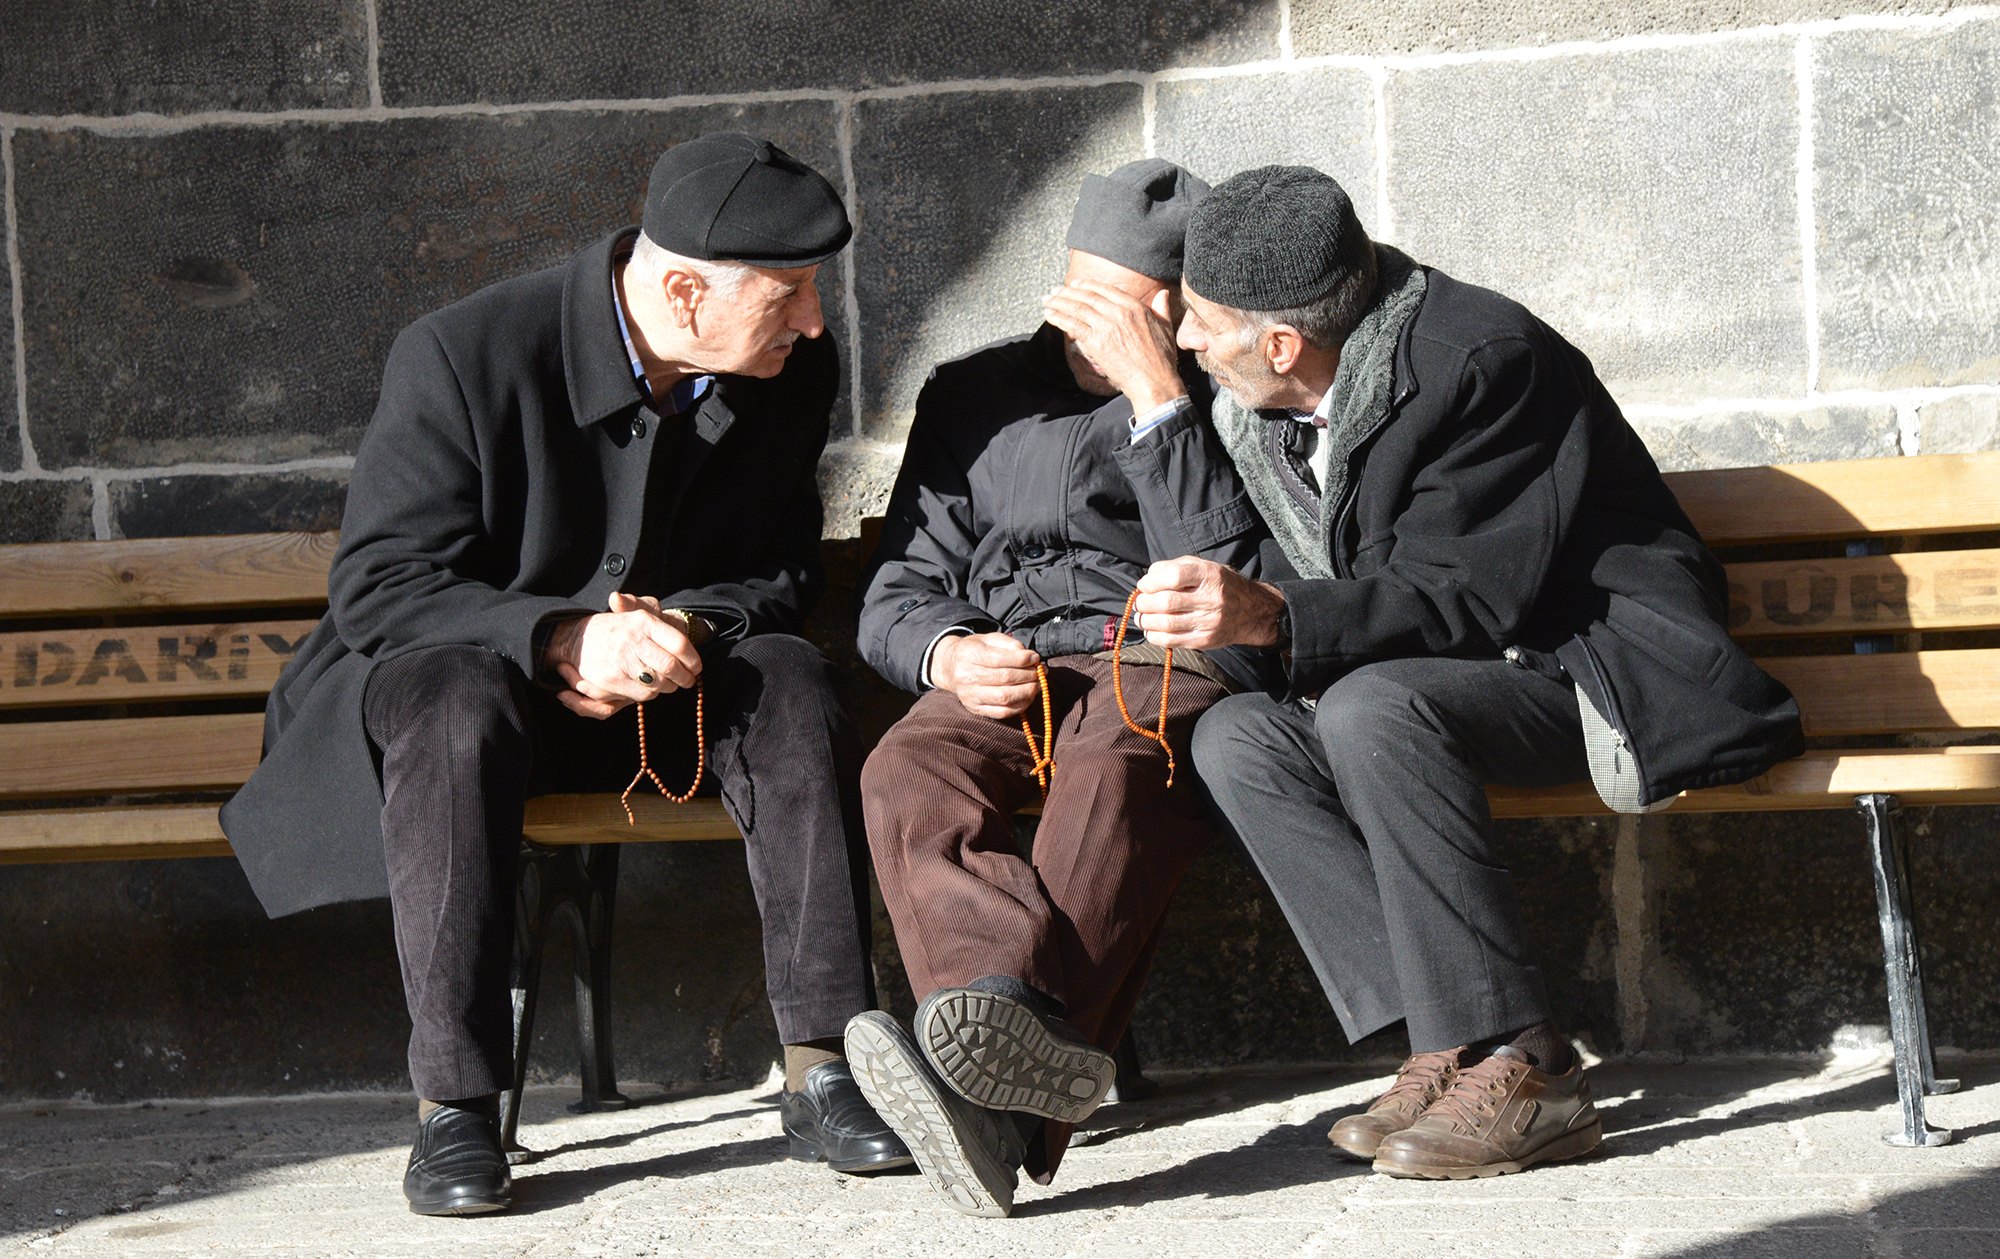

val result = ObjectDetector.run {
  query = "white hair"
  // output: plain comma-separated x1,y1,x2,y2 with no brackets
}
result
628,231,755,300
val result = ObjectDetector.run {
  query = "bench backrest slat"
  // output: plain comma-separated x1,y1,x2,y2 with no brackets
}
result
1724,548,2000,638
1762,649,2000,737
0,620,318,709
1665,451,2000,546
0,532,336,619
0,713,266,800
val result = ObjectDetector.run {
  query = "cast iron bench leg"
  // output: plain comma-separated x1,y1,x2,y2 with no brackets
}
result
500,840,631,1162
1855,794,1955,1147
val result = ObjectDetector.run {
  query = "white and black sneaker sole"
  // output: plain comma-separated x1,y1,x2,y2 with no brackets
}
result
844,1011,1019,1219
916,988,1117,1125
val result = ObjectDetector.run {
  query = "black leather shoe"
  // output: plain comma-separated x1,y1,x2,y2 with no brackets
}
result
403,1104,513,1216
845,1011,1026,1218
916,986,1116,1125
781,1059,915,1174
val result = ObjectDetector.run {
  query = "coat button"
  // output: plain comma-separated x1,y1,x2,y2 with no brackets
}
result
1020,544,1046,560
604,554,627,576
631,416,648,439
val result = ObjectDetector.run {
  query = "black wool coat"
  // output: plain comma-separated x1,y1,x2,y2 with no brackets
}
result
220,228,836,917
858,323,1279,696
1264,269,1805,804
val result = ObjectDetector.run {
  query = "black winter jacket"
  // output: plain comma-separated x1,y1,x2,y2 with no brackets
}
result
859,323,1276,695
221,227,836,917
1263,269,1803,804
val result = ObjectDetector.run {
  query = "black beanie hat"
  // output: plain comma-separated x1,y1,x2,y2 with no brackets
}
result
1184,165,1368,310
1064,158,1211,282
643,132,851,268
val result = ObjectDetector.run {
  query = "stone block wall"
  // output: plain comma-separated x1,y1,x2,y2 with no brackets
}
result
1,1,1996,1099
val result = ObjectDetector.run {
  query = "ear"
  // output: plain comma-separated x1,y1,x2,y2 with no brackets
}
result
1263,324,1306,375
1146,287,1174,323
661,269,702,329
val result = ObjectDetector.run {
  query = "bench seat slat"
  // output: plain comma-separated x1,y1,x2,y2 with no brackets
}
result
1666,451,2000,545
1490,748,2000,817
0,797,745,865
0,532,335,619
1765,649,2000,736
1726,548,2000,637
0,620,319,709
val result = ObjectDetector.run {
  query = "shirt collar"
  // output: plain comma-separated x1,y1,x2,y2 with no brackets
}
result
1288,387,1334,428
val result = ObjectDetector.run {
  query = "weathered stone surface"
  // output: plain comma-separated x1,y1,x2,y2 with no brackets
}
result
14,106,842,469
1387,41,1807,403
0,0,368,116
0,841,793,1101
852,86,1144,440
1293,0,1969,56
1631,405,1899,472
1817,23,2000,389
814,441,898,542
1639,804,2000,1054
1153,68,1379,224
110,472,349,538
0,479,93,543
377,0,1277,105
1918,394,2000,455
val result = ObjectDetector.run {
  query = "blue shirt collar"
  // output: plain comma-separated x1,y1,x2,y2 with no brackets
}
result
611,261,714,417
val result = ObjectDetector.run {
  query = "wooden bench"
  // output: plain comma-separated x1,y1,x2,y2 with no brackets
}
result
2,449,1994,1148
0,530,741,1154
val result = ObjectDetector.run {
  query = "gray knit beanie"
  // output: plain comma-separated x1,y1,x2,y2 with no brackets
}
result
1065,158,1211,283
1184,165,1369,310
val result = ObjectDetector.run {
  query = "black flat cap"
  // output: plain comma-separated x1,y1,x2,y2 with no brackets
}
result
1065,158,1211,282
643,132,851,269
1185,165,1368,310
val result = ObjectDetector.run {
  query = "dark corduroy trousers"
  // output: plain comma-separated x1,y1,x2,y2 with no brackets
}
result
862,655,1224,1178
363,636,874,1103
1190,656,1590,1056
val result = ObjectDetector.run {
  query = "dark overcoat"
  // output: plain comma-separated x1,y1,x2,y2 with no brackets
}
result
1259,269,1804,804
220,228,836,917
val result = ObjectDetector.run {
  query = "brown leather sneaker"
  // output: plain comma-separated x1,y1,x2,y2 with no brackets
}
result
1327,1048,1465,1161
1371,1046,1602,1179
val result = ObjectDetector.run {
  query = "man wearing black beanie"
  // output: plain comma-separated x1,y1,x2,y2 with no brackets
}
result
1130,165,1803,1180
846,158,1278,1217
222,133,910,1213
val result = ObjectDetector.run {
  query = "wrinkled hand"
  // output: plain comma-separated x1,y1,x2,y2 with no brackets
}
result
1132,557,1287,650
931,632,1044,720
547,591,704,719
1042,279,1186,411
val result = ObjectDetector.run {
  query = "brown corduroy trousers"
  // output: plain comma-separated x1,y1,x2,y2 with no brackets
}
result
862,654,1225,1178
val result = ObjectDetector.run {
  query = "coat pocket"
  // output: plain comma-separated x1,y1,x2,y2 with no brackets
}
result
1603,593,1728,688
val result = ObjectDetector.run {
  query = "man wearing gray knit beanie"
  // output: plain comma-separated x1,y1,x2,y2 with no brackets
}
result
846,159,1280,1218
1130,165,1802,1180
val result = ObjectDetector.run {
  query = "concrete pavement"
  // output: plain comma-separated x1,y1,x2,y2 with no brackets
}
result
4,1051,1996,1257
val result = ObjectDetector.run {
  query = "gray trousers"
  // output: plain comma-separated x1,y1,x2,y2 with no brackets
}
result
363,637,874,1102
1190,656,1588,1054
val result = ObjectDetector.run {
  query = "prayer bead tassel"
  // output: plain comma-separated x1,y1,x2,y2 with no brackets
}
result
1111,587,1176,787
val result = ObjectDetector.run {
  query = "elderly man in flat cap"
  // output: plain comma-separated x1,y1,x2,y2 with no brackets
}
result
222,132,910,1214
1123,166,1802,1180
843,159,1276,1218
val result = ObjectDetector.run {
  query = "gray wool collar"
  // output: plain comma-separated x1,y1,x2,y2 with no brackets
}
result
1209,245,1427,580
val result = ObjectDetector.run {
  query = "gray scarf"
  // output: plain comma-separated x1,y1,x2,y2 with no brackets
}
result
1210,245,1427,580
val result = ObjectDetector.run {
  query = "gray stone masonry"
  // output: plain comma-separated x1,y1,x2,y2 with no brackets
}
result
2,3,1998,1100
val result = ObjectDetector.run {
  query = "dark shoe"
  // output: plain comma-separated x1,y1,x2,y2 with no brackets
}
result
403,1104,513,1216
1372,1046,1603,1179
781,1059,916,1174
1327,1047,1464,1161
915,986,1116,1125
844,1010,1026,1218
